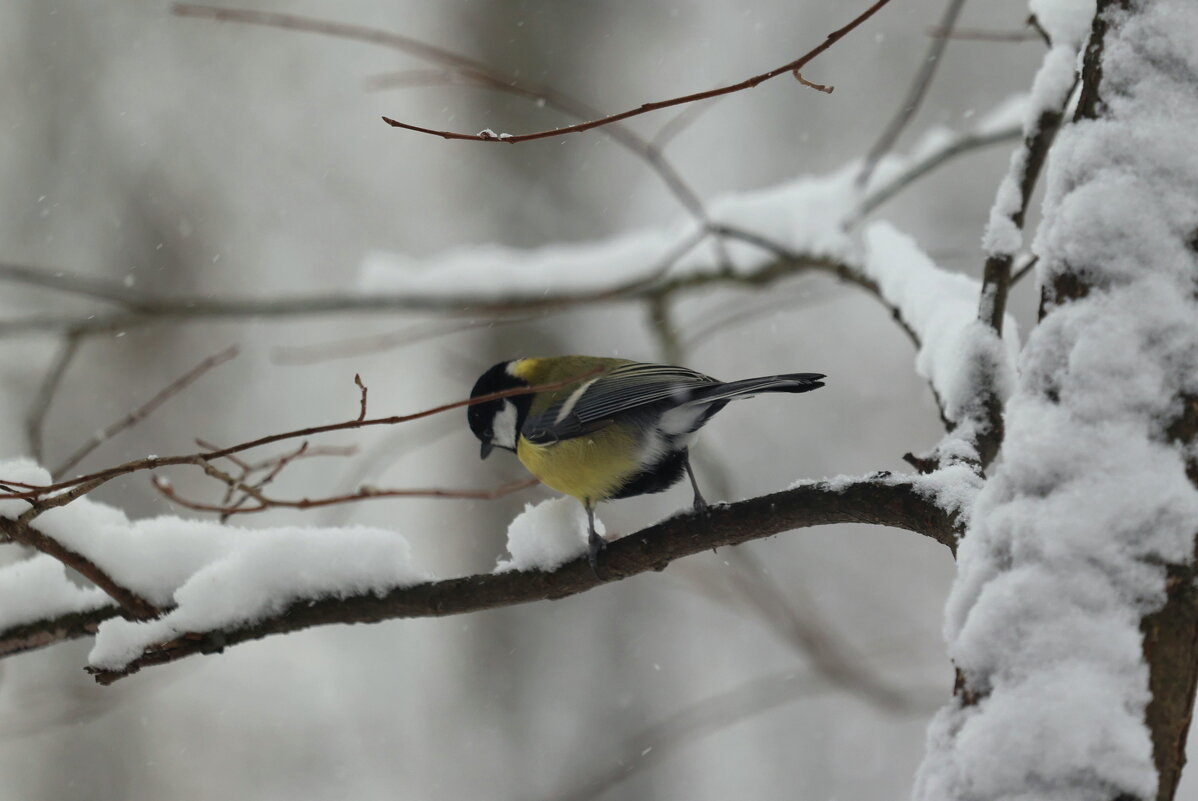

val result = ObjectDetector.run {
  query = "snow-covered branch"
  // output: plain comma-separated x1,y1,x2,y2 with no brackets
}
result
0,113,1021,340
0,469,964,681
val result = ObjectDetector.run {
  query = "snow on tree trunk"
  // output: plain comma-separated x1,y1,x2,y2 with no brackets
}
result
914,1,1198,800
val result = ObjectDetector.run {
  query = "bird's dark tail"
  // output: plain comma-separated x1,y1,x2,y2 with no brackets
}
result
688,373,825,405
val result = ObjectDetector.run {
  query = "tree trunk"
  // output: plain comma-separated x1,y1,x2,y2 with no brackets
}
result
915,1,1198,799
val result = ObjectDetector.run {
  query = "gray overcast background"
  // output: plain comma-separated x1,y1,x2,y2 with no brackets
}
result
0,2,1115,800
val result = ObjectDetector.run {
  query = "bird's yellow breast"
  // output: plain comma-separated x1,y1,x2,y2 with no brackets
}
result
517,425,641,506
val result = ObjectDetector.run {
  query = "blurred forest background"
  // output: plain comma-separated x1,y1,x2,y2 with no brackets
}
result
0,1,1105,799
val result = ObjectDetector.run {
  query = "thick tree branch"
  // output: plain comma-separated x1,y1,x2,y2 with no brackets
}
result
88,476,960,683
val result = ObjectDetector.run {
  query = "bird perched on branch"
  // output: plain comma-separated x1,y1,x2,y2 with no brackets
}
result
468,356,825,575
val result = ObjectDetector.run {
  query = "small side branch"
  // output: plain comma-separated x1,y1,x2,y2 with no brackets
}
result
26,331,83,463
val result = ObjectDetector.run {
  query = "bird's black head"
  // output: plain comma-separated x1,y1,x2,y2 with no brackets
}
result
467,360,532,459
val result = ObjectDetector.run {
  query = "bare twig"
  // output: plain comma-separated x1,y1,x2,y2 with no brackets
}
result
1010,253,1038,286
173,3,708,221
381,0,897,143
854,123,1023,221
551,658,940,801
193,438,356,520
86,475,961,683
926,26,1041,42
722,547,912,710
26,331,82,463
51,345,239,479
679,280,833,352
857,0,967,188
153,474,540,516
0,262,153,309
0,367,605,511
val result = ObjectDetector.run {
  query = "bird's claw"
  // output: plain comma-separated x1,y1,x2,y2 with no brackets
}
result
587,530,609,580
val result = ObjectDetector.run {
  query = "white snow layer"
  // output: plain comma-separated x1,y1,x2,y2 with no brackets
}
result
494,496,600,572
861,223,1018,437
0,459,426,671
915,2,1198,800
0,555,110,631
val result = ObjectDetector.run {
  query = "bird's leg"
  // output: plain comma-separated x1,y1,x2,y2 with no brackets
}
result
585,502,607,579
683,451,709,515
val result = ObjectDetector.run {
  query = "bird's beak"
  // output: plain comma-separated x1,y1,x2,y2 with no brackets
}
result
480,440,494,459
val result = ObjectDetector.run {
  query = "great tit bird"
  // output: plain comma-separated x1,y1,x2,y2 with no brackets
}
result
468,356,825,573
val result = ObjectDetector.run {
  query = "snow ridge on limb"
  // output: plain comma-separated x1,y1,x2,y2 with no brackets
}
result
915,2,1198,800
860,223,1019,468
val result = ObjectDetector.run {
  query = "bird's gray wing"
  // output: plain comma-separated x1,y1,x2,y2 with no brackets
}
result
521,362,719,444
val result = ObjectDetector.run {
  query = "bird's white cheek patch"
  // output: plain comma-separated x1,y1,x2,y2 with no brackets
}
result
492,400,519,449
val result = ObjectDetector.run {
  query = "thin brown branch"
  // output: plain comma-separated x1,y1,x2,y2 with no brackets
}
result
0,367,605,511
854,123,1023,222
190,439,357,521
0,517,159,619
153,474,539,516
858,0,967,187
381,0,897,143
172,4,708,221
52,345,239,479
551,668,842,801
26,330,82,463
551,656,940,801
87,475,960,683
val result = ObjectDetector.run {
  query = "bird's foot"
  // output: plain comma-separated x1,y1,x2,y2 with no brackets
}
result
587,530,609,580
